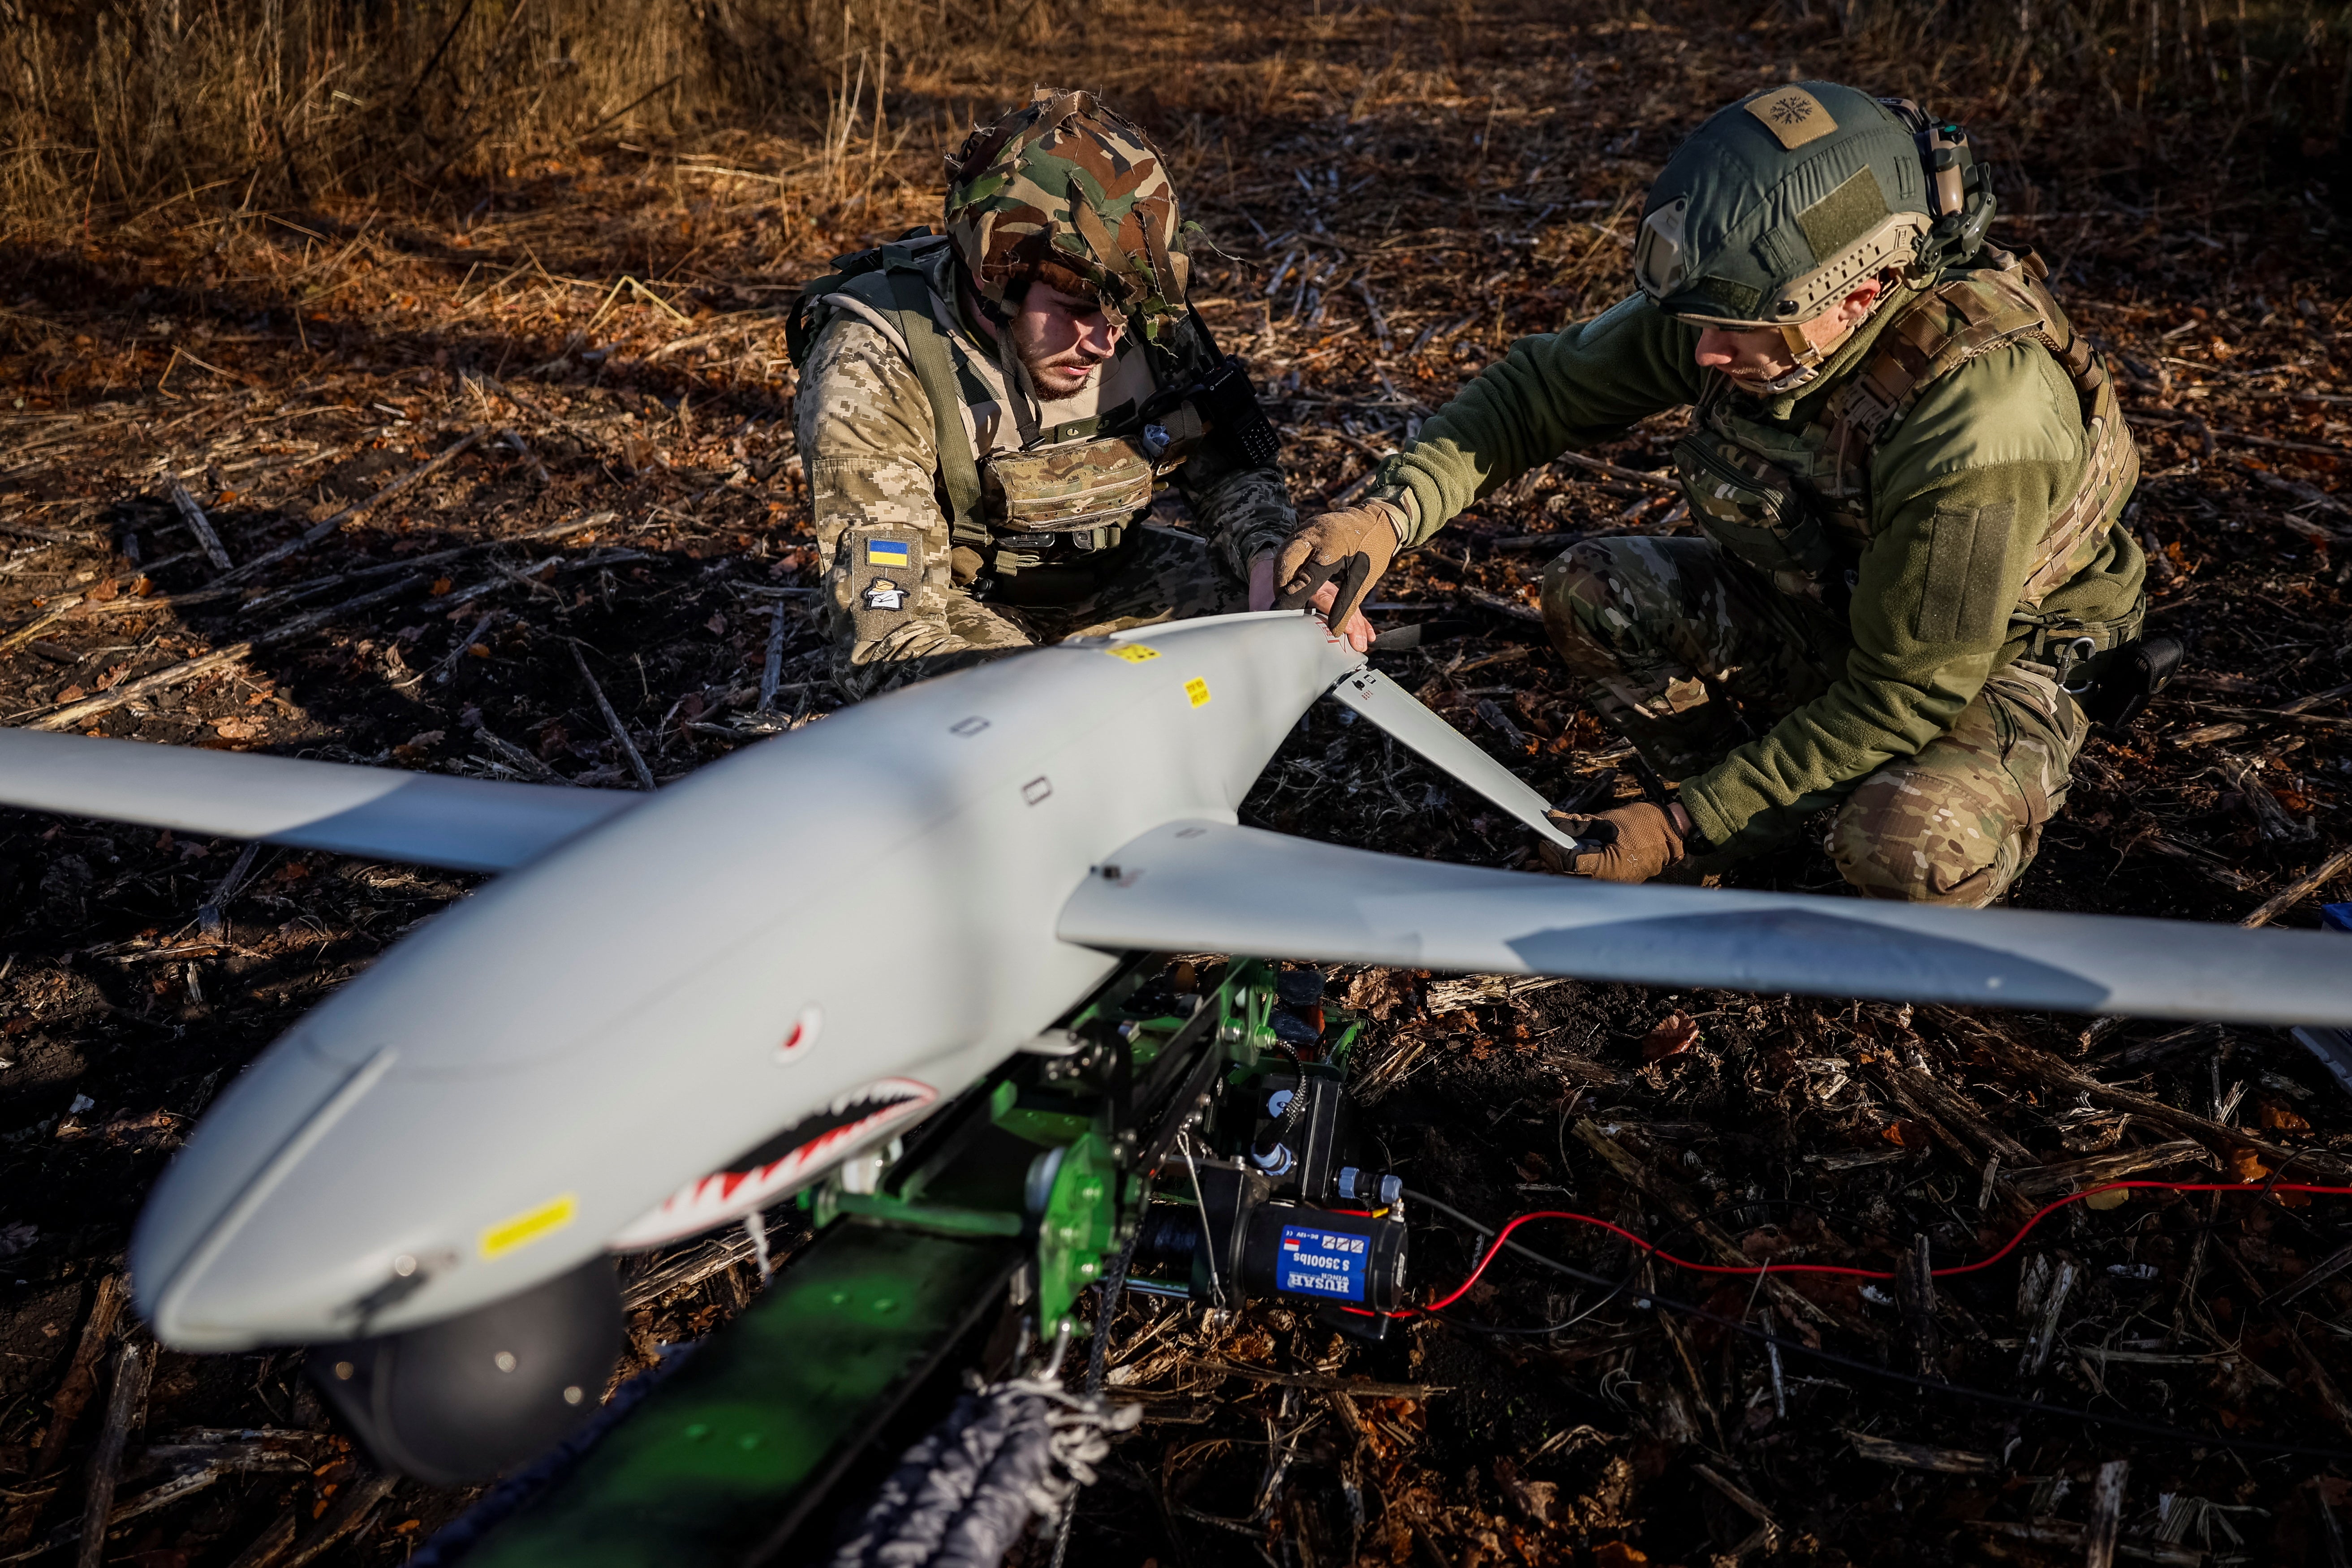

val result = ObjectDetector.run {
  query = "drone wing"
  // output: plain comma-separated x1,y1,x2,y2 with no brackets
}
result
0,729,637,872
1326,666,1585,853
1060,820,2352,1027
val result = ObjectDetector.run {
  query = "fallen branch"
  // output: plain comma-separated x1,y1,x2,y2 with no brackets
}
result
166,484,234,572
73,1342,149,1568
570,640,657,791
28,576,429,731
0,595,84,656
1554,449,1678,490
1942,1014,2345,1173
1841,1429,1999,1475
1189,1361,1446,1399
2005,1141,2215,1201
218,428,482,585
0,519,89,545
237,510,609,619
1456,586,1543,625
1960,1520,2201,1565
2240,845,2352,930
0,1277,126,1549
276,1472,396,1568
0,1470,220,1567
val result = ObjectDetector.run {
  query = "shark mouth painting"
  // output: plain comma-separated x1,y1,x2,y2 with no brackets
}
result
605,1077,937,1249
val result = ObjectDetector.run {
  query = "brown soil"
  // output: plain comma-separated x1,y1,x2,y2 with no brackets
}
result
3,1,2350,1564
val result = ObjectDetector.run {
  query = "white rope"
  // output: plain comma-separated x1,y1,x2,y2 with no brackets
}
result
828,1367,1140,1568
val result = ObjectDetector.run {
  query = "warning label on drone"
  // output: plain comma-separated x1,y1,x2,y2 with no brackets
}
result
1276,1224,1368,1302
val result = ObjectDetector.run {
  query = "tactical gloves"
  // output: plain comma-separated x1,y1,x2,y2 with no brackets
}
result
1271,500,1410,632
1538,802,1690,884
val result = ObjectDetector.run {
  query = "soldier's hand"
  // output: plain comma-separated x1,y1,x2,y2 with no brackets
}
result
1249,552,1376,652
1537,801,1692,884
1270,501,1409,642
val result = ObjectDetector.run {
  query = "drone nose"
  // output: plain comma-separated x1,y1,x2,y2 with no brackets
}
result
134,1044,401,1350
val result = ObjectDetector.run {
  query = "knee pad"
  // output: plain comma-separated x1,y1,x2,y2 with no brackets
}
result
1828,779,2007,908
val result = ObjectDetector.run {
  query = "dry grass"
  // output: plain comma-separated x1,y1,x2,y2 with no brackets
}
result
0,0,1087,226
1,0,2343,238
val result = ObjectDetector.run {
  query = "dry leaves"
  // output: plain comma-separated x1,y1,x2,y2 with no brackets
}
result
1639,1011,1699,1062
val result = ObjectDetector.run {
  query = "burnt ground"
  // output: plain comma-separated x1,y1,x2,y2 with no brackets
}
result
3,0,2352,1563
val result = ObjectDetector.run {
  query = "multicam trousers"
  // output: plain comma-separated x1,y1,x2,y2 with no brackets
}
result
833,523,1241,700
1539,536,2089,908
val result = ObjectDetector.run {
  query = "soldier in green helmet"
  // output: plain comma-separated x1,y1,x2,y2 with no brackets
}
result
1262,82,2167,907
789,88,1301,698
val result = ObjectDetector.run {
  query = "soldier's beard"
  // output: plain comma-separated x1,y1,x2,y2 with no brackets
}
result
1018,342,1109,398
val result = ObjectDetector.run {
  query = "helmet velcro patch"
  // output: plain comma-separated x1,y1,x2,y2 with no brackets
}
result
1690,277,1763,319
1798,166,1894,265
1746,86,1837,149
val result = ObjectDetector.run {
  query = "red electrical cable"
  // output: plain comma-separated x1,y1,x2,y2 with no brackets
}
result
1391,1180,2352,1320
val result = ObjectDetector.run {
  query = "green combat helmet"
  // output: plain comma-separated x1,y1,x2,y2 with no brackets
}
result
944,88,1194,341
1633,82,1995,390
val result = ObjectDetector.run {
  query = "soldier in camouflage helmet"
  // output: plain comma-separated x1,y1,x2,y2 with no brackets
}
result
791,88,1299,699
1262,82,2158,907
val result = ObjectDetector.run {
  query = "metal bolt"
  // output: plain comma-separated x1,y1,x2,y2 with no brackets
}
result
494,1351,518,1373
563,1385,585,1405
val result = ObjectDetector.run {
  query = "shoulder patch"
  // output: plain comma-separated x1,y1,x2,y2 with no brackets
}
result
1916,500,2017,646
846,524,925,644
1747,86,1837,150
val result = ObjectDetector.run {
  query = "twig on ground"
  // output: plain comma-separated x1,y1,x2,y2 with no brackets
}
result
73,1340,150,1568
219,428,483,585
0,1276,127,1549
412,610,498,690
28,576,430,732
756,600,788,714
237,510,607,618
197,843,264,942
275,1473,397,1568
2240,845,2352,929
167,484,234,572
570,640,657,791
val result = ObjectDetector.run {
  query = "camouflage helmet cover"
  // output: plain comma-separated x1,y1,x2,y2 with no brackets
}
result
945,88,1193,337
1633,82,1989,339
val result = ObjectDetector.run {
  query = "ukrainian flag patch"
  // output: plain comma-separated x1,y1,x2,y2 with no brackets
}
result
865,538,913,567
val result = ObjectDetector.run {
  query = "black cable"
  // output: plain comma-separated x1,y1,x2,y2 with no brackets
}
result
1401,1188,2352,1464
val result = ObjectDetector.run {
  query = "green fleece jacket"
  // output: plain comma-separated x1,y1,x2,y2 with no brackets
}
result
1373,286,2145,852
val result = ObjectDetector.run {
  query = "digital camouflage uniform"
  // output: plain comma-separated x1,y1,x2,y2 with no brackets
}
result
793,92,1295,700
1370,84,2145,906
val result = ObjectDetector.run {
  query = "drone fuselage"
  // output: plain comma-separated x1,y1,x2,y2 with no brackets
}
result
132,613,1362,1350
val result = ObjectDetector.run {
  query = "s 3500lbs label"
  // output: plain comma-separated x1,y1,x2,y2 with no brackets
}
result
1277,1224,1368,1301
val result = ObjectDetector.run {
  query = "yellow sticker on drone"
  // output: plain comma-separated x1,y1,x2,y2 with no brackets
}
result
1745,86,1836,150
1105,645,1159,663
1185,678,1211,707
480,1193,577,1259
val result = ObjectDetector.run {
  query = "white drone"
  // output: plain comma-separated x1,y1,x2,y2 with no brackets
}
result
3,611,2344,1474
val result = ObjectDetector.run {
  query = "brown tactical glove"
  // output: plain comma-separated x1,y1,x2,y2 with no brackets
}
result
1537,802,1689,884
1272,500,1409,631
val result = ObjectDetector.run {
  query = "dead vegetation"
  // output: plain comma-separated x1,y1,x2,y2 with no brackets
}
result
3,0,2352,1561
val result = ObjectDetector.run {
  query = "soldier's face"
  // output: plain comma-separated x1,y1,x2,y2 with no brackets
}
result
1693,276,1888,388
1693,324,1803,383
1012,283,1125,396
